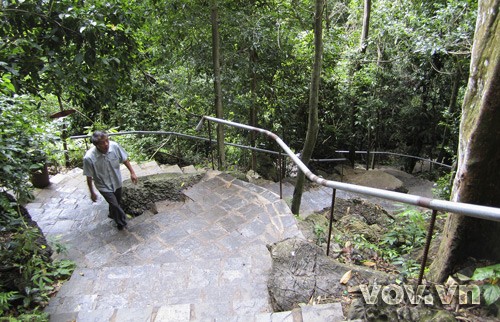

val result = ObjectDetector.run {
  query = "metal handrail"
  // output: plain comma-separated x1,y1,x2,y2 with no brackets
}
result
196,115,500,222
69,131,280,155
70,132,440,169
335,150,453,169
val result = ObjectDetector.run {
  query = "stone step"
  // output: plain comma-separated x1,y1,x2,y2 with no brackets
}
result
254,303,345,322
31,165,351,322
49,302,346,322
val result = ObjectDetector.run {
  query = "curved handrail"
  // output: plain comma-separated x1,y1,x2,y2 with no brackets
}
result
69,132,443,168
196,115,500,222
334,150,452,169
69,131,279,155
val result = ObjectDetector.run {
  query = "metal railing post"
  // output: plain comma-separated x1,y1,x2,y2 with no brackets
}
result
278,150,283,199
418,209,438,285
207,120,215,170
366,149,370,171
326,189,337,256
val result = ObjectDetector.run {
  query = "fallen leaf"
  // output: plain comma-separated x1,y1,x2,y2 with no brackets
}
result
362,261,376,267
340,270,352,284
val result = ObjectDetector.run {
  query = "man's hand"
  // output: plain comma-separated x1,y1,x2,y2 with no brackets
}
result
124,160,138,185
131,173,138,185
86,176,98,202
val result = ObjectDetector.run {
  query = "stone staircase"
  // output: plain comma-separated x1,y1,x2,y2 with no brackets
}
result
26,161,347,321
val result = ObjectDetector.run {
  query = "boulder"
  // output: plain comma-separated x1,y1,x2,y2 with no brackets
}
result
348,169,408,193
267,238,395,312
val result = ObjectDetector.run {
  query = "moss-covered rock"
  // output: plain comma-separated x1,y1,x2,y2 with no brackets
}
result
121,172,203,216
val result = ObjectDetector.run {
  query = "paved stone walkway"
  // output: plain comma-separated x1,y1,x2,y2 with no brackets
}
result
26,162,345,321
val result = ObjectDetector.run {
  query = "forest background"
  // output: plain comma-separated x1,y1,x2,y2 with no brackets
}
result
1,0,495,319
1,0,475,185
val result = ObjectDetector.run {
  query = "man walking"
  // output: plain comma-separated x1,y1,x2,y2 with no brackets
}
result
83,131,138,230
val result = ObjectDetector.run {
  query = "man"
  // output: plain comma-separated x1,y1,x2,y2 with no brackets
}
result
83,131,138,230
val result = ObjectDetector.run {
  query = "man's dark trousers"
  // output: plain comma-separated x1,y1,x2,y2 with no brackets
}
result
100,188,127,228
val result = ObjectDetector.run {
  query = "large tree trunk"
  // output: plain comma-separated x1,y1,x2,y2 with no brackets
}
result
429,0,500,283
211,0,225,170
291,0,324,215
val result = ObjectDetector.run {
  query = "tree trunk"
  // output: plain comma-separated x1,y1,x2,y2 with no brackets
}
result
249,48,258,171
211,0,225,170
291,0,324,215
437,67,461,164
348,0,371,167
359,0,371,54
56,92,70,168
429,0,500,282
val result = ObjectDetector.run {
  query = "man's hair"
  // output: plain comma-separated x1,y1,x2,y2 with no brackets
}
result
91,131,108,145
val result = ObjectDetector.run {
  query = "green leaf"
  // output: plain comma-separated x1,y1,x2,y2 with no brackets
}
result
483,284,500,306
472,264,500,281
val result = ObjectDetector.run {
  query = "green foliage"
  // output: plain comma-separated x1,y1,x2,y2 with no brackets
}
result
314,223,326,244
472,264,500,306
380,207,432,278
433,171,454,200
382,208,428,249
0,95,57,201
0,193,75,319
1,0,475,169
0,291,22,316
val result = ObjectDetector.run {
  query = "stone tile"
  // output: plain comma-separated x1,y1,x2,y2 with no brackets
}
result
75,309,115,322
192,301,234,321
187,267,219,289
154,304,191,322
193,223,227,241
174,235,204,258
129,220,162,240
85,244,116,268
51,295,98,314
47,219,75,234
114,307,153,322
48,311,79,322
300,303,344,322
181,165,198,173
190,242,226,260
151,248,182,264
233,298,272,317
158,226,191,245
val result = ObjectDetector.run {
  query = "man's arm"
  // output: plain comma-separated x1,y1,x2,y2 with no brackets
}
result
86,176,98,202
123,160,138,184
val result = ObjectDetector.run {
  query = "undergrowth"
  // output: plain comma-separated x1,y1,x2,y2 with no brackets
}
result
320,205,439,280
0,193,75,321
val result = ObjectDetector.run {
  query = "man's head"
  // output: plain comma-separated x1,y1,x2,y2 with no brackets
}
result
92,131,110,154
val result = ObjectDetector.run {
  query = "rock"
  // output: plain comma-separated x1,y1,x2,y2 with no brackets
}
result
297,213,331,244
338,215,384,243
321,198,393,226
122,172,202,216
349,169,408,193
267,238,395,312
348,300,458,322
